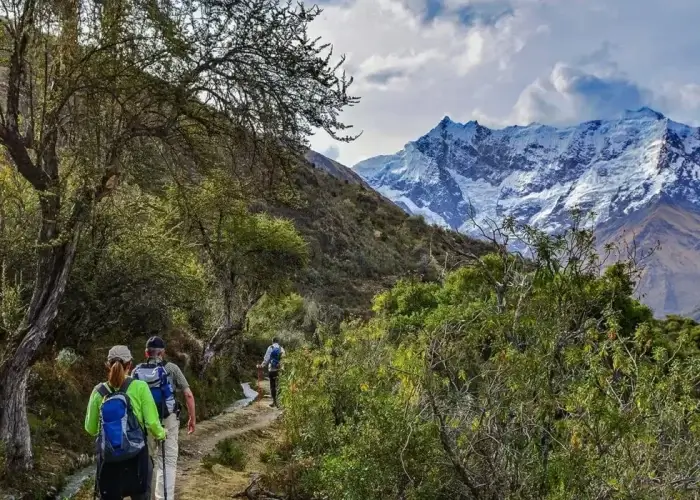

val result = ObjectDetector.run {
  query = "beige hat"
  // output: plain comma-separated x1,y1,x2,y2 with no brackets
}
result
107,345,133,363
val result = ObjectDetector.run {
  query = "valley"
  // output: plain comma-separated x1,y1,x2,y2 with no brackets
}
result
1,0,700,498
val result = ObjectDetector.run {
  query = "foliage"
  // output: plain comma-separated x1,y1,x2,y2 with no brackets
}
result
260,443,283,465
165,175,310,371
202,437,247,471
0,0,358,473
0,166,38,342
281,213,700,499
248,293,311,347
55,185,211,347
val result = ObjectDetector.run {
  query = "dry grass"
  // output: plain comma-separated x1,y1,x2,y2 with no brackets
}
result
177,400,283,500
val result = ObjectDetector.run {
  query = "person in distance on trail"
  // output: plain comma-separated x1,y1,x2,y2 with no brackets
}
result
84,345,166,500
131,336,196,500
257,337,285,408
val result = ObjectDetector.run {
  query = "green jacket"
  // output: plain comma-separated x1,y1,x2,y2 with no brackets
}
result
84,378,166,440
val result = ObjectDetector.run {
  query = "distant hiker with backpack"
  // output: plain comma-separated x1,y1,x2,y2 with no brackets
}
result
257,337,285,408
84,345,166,500
132,336,196,500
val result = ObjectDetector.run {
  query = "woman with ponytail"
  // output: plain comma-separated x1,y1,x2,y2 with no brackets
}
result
84,346,166,500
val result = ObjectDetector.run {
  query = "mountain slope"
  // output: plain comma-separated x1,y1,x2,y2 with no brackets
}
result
595,198,700,318
261,152,493,317
353,108,700,318
304,149,370,188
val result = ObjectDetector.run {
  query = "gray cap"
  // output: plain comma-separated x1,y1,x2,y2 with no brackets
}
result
107,345,133,363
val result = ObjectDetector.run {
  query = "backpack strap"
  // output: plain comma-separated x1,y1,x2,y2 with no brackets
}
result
96,383,110,398
120,377,134,393
143,358,164,367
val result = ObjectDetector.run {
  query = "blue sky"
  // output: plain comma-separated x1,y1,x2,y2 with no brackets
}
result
307,0,700,166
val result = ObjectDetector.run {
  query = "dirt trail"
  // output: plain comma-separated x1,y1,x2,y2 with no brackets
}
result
175,385,283,499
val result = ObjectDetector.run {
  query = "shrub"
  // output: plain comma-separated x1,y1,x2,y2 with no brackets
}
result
202,438,247,471
280,215,700,499
56,348,81,369
259,444,281,465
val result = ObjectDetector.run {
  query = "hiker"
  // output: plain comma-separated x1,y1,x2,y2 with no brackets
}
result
132,336,196,500
257,337,285,408
84,345,166,500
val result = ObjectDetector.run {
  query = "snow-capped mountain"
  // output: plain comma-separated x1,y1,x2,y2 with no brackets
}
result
353,107,700,318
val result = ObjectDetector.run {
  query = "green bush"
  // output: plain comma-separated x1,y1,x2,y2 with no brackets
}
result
202,438,247,471
280,214,700,499
259,444,281,465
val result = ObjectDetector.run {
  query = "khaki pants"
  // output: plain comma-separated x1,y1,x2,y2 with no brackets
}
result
149,414,179,500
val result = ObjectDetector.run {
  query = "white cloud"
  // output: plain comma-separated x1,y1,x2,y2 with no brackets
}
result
502,63,650,125
307,0,700,166
321,144,341,160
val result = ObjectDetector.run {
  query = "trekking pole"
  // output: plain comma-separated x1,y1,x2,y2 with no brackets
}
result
160,398,168,500
93,455,101,500
161,438,168,500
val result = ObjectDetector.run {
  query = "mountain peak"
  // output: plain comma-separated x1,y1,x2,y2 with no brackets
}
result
621,107,665,121
353,110,700,318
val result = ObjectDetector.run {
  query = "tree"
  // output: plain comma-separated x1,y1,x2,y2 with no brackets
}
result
0,0,357,471
166,174,309,375
53,185,210,348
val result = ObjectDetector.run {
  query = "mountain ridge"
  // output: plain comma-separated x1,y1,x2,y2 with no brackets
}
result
352,107,700,318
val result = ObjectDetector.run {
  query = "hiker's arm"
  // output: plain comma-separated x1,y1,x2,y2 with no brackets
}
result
170,364,196,433
84,390,102,437
140,383,166,440
183,388,196,432
260,346,272,368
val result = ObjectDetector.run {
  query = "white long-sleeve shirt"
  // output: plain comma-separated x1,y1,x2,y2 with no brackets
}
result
261,343,285,372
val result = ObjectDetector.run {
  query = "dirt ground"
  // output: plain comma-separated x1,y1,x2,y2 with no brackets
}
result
176,399,282,499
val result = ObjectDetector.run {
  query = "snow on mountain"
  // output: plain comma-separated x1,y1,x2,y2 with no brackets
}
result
353,107,700,318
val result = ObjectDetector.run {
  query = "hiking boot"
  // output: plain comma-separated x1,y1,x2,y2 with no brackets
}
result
269,402,278,408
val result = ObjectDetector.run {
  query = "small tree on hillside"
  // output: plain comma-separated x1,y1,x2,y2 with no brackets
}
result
166,174,309,374
0,0,357,472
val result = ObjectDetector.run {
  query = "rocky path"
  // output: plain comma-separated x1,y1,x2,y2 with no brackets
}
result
175,384,283,499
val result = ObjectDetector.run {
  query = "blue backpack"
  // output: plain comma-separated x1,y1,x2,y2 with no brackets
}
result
96,378,146,463
270,345,282,370
132,361,175,419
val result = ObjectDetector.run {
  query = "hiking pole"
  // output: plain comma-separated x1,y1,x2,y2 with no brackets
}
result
161,438,168,500
93,454,102,500
93,466,99,500
160,398,168,500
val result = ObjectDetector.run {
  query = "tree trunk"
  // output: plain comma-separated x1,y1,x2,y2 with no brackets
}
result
0,203,81,472
200,278,237,377
200,321,241,376
199,287,262,377
0,365,30,470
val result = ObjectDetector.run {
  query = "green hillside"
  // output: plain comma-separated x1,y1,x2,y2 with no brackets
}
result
262,159,493,316
0,154,489,497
